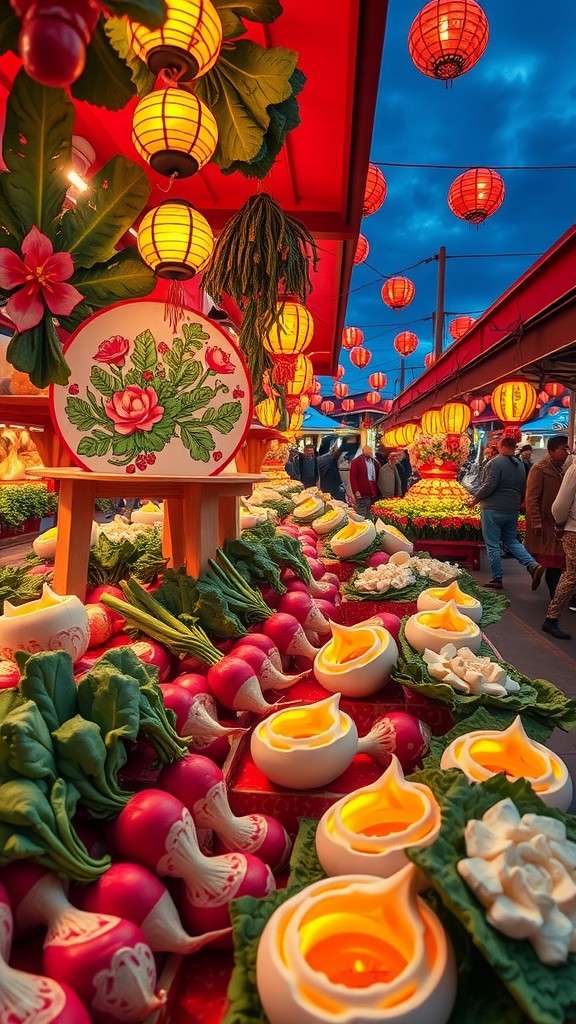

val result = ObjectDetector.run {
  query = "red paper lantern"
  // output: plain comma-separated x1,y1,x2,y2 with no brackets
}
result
381,277,416,311
381,399,394,414
543,381,564,398
363,164,387,216
394,331,419,356
332,364,345,380
354,234,370,265
449,315,476,339
368,372,387,390
562,395,571,408
342,327,364,350
448,167,505,224
312,377,322,394
310,393,322,407
424,352,436,369
538,390,549,405
366,391,381,406
342,399,355,412
350,347,372,369
470,397,486,416
333,382,349,399
321,400,335,415
408,0,489,82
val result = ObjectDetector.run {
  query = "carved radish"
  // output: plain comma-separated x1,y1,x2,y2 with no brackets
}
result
228,644,306,692
277,592,332,634
237,632,283,669
160,683,247,745
358,712,431,774
206,656,280,713
262,613,319,662
0,955,90,1024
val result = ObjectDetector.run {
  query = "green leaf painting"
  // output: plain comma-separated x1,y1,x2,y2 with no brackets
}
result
71,17,136,110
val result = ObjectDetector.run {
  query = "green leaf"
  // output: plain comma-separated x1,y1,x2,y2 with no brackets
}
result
0,701,57,784
182,322,210,350
201,400,242,434
105,17,156,96
90,366,117,399
59,155,150,269
222,67,304,179
131,328,158,373
0,177,25,251
71,17,136,110
104,0,166,28
7,314,70,389
181,387,214,412
212,0,283,39
2,69,74,238
67,249,156,323
111,434,140,459
135,409,177,454
78,435,112,458
66,396,99,431
180,424,214,462
172,360,202,390
18,651,78,731
52,715,129,817
0,0,19,55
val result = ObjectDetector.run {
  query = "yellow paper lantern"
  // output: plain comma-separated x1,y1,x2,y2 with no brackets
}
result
255,399,281,429
128,0,223,82
263,302,314,358
420,409,444,436
396,423,418,446
137,200,214,279
132,89,218,178
491,379,537,425
283,355,313,398
383,427,401,447
440,401,471,434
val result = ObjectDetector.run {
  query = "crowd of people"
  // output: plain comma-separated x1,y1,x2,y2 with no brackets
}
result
285,440,412,516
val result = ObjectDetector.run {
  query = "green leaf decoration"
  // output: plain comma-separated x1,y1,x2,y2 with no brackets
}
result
181,387,215,412
105,17,156,96
222,66,305,179
196,40,298,170
213,0,283,40
0,178,26,253
131,329,158,373
103,0,166,28
182,322,210,349
67,249,155,324
90,366,117,399
407,773,576,1024
7,313,70,389
71,17,136,110
59,155,150,269
78,435,113,458
0,0,19,56
2,70,74,240
180,424,215,462
66,396,99,431
200,401,242,434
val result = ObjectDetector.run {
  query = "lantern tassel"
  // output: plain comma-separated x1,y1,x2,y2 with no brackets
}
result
165,280,187,333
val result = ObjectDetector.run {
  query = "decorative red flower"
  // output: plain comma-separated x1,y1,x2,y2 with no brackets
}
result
105,385,164,437
94,335,130,367
68,384,79,395
213,451,223,462
142,371,154,381
158,342,170,355
0,226,83,332
205,346,235,375
232,387,245,399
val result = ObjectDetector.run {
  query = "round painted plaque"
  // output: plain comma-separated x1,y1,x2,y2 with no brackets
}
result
50,300,252,476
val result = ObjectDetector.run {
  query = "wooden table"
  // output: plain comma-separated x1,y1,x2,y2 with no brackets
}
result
26,468,266,599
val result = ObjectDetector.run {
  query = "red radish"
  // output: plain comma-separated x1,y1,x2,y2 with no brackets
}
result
307,557,327,581
299,527,317,540
228,644,305,692
357,712,431,774
367,550,390,568
363,611,402,642
313,583,338,603
258,584,281,608
0,880,11,959
285,579,309,595
207,656,280,713
0,661,19,689
301,545,318,558
160,683,247,744
314,599,340,622
85,603,114,648
235,632,282,670
1,863,164,1023
262,613,319,661
178,655,210,676
0,956,90,1024
277,526,299,537
158,754,291,873
86,585,126,632
80,863,229,954
171,672,211,695
111,790,275,936
277,592,332,635
130,639,174,682
321,572,340,587
28,560,53,575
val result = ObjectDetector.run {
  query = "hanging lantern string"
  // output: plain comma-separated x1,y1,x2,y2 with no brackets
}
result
157,170,179,194
158,65,190,88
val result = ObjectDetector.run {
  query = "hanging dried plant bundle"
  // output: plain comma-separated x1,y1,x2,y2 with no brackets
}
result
203,193,319,401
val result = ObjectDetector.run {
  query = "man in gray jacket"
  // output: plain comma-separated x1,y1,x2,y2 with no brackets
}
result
471,436,544,590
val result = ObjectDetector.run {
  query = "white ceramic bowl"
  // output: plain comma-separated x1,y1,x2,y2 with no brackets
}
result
314,621,398,697
331,519,376,558
0,584,89,663
404,601,482,655
417,582,482,624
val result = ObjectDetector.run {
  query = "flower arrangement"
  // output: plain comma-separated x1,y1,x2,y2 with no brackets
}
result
373,494,526,542
408,432,470,472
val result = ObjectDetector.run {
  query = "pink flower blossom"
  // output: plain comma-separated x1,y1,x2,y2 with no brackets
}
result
105,385,164,437
0,226,83,332
94,335,130,367
205,346,235,375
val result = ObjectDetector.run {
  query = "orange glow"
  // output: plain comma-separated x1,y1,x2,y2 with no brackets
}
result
342,326,364,349
448,167,505,223
491,379,537,425
363,164,387,216
393,331,419,356
408,0,489,81
420,409,444,436
440,401,471,434
350,347,371,368
382,278,415,312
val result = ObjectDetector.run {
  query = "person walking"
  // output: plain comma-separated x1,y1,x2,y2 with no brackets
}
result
542,456,576,639
395,450,412,496
525,436,570,601
377,450,403,498
471,435,544,591
295,444,319,488
350,444,380,519
518,444,534,479
318,441,345,499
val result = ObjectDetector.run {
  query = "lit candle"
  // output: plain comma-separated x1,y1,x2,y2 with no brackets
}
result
314,621,398,697
331,519,376,558
404,599,482,655
417,580,483,623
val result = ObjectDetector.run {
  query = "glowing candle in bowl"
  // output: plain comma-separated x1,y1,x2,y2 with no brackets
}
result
314,621,398,698
250,694,358,789
331,519,376,558
0,584,90,663
316,756,441,878
313,507,347,536
404,600,482,655
256,866,456,1024
417,580,483,624
131,502,163,525
375,522,413,556
440,715,573,810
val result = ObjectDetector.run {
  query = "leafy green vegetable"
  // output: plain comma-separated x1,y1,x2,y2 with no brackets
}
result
206,550,274,626
242,521,313,584
408,773,576,1024
191,580,248,638
0,701,57,786
87,527,166,587
0,564,49,613
223,537,285,594
17,651,78,733
260,498,295,520
52,715,130,818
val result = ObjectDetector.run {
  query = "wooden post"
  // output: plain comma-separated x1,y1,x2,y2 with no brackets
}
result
434,246,446,360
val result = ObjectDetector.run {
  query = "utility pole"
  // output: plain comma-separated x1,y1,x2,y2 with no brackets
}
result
434,246,446,359
399,358,405,393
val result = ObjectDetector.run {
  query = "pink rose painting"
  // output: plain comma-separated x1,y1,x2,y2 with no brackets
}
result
64,320,245,473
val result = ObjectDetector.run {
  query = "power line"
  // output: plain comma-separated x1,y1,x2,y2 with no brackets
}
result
374,161,576,171
447,252,543,259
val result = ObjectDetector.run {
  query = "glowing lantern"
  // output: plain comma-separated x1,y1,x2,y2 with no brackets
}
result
383,427,400,446
254,399,281,428
449,315,475,339
341,326,364,349
381,277,415,311
469,397,486,416
138,200,213,279
394,331,419,356
381,399,394,413
396,423,418,445
538,390,549,405
354,234,370,265
342,399,355,412
332,364,345,380
440,401,471,434
408,0,489,81
448,167,505,223
363,164,387,216
128,0,223,82
132,89,218,178
281,354,313,400
263,301,314,383
321,400,335,415
421,409,444,436
544,382,564,398
548,406,561,416
333,382,349,399
350,347,371,369
366,391,381,406
310,394,322,407
424,352,436,369
491,380,537,426
287,411,304,433
368,372,387,390
312,377,322,394
562,395,571,408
